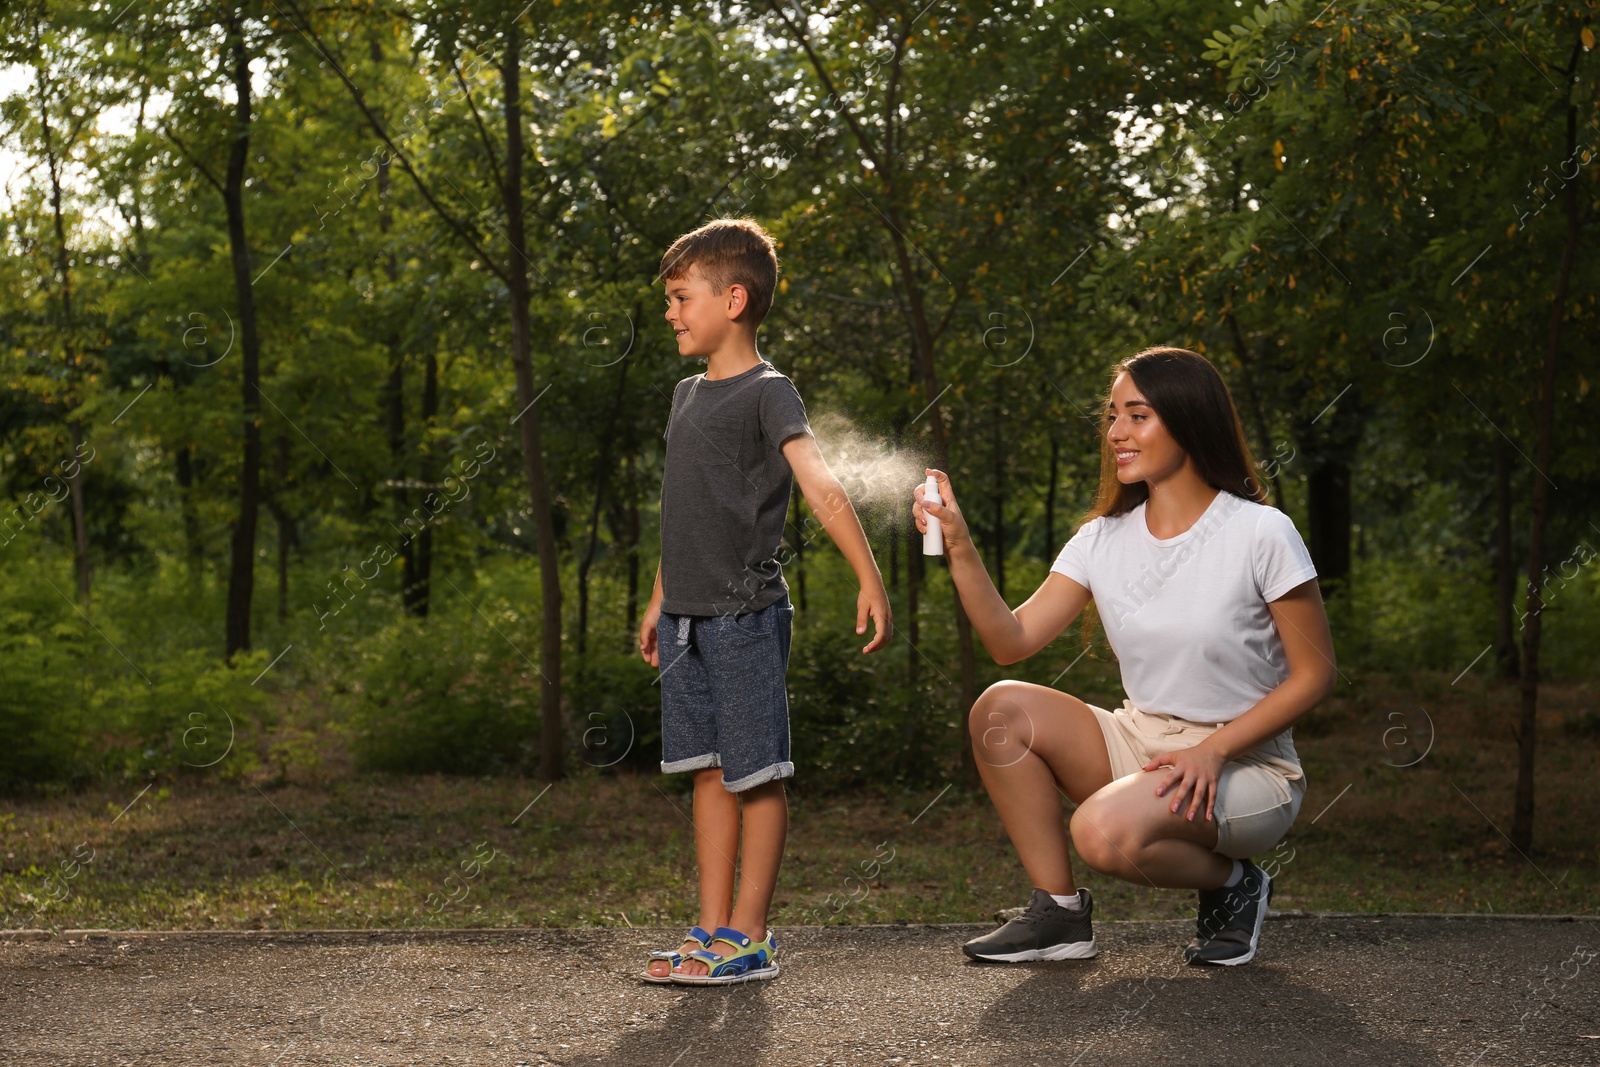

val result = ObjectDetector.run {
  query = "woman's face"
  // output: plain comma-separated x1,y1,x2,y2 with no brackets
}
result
1106,372,1190,487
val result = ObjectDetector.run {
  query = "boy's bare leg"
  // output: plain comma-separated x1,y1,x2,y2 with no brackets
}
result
728,779,786,938
647,768,738,979
691,767,741,928
675,778,787,977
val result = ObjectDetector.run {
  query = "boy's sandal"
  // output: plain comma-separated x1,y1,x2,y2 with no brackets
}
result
671,926,780,986
640,926,714,984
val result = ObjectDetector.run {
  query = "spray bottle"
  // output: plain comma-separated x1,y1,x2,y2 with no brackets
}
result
922,474,944,556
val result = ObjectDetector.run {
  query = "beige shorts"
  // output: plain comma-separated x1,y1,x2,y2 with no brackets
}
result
1089,700,1306,860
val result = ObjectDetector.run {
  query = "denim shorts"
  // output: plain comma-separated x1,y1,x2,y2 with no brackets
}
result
657,595,795,792
1090,700,1306,859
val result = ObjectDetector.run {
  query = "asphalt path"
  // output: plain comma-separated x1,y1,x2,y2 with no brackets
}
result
2,915,1597,1066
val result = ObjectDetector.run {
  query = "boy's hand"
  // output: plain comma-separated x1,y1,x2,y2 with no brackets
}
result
913,468,970,554
639,602,661,667
856,586,892,654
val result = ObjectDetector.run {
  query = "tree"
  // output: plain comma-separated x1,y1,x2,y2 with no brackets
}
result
762,0,1164,766
0,1,108,604
133,2,276,658
1192,0,1600,847
280,0,685,778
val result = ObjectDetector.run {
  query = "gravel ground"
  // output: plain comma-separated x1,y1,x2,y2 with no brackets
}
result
2,915,1597,1066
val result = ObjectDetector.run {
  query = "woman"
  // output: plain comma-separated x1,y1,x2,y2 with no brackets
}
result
914,347,1335,966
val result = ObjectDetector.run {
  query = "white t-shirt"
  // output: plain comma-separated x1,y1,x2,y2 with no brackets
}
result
1050,491,1318,723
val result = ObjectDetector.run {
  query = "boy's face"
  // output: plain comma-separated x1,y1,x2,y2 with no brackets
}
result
663,264,744,359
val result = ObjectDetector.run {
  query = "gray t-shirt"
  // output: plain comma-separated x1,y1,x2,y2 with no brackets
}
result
660,360,812,616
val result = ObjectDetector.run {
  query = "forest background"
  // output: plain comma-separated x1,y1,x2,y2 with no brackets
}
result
1,0,1595,930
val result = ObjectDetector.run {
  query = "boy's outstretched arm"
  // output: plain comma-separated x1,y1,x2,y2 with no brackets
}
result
780,433,892,653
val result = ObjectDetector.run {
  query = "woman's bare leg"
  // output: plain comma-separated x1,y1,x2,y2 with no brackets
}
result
969,681,1116,895
1071,772,1232,889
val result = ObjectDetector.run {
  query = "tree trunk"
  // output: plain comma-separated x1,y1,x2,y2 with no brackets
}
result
67,420,90,604
273,434,293,624
907,520,921,685
370,32,433,621
222,11,263,661
896,416,918,683
622,452,639,641
881,204,979,777
385,349,416,608
31,27,91,605
500,35,565,781
888,494,899,596
373,70,424,618
1493,440,1518,679
1044,433,1059,556
1226,164,1283,504
773,11,978,772
991,372,1005,600
1305,459,1352,594
177,445,203,581
282,6,522,636
415,350,437,618
1511,55,1582,852
1226,314,1283,505
953,595,979,783
577,356,632,657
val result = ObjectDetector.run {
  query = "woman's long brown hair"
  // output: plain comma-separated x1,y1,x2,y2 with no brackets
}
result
1082,346,1270,525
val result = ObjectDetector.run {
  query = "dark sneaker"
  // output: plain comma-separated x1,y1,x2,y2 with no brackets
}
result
1185,859,1272,966
963,888,1097,962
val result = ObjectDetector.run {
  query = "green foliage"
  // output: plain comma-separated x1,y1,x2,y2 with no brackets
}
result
111,648,276,781
0,549,277,791
1539,557,1600,683
349,607,540,776
0,0,1595,802
0,556,94,791
788,608,956,792
1331,552,1491,674
567,647,661,777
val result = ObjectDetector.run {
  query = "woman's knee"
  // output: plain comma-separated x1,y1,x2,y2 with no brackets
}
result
968,680,1038,761
1070,802,1135,877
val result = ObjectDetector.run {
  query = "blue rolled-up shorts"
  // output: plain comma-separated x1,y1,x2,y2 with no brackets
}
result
657,595,795,792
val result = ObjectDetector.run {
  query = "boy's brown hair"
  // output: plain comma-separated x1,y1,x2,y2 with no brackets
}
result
659,218,780,326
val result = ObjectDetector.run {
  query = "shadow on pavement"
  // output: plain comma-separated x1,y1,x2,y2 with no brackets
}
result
971,955,1445,1066
573,979,777,1067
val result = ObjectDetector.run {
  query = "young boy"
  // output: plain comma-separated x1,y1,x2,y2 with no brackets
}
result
638,218,892,985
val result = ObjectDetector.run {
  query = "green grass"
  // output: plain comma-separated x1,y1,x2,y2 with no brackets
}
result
2,673,1595,932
